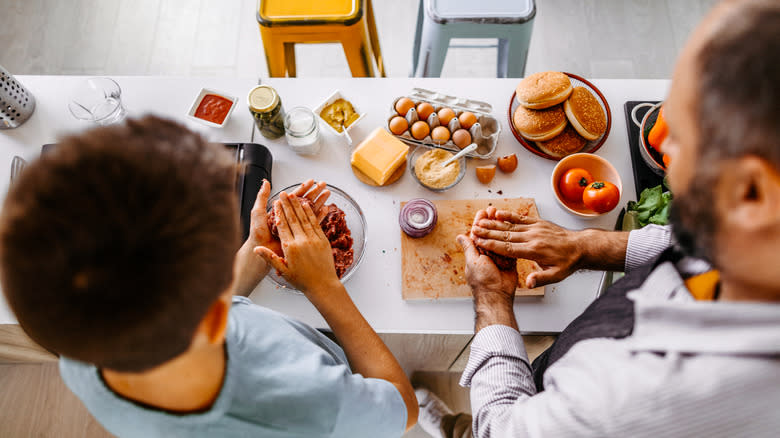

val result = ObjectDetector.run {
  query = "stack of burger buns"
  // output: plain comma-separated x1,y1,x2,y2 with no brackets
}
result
513,71,607,158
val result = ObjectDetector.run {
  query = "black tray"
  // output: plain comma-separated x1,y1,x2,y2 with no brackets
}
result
42,142,273,241
623,101,663,199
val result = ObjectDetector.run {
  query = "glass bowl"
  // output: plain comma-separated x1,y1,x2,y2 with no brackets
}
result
408,146,466,192
266,184,366,292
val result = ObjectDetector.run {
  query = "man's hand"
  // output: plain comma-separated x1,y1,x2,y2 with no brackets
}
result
471,210,629,288
254,192,340,297
458,209,519,332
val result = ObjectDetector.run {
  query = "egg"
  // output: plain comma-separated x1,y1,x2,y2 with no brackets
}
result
395,97,415,116
452,129,472,149
411,121,431,140
438,107,456,125
416,102,435,120
431,126,451,144
458,111,478,130
388,116,408,135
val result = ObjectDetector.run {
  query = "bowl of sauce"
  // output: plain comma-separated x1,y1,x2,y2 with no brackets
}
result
187,88,238,128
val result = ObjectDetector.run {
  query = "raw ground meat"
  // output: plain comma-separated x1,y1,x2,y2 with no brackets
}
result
267,199,354,278
477,247,517,272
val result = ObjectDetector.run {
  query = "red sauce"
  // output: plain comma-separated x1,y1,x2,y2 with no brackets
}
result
194,94,233,125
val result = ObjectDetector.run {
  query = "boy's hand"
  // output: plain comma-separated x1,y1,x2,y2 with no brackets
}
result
233,180,331,297
248,179,330,251
254,192,340,296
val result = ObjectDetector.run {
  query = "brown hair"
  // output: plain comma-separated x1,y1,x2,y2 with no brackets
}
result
0,116,240,372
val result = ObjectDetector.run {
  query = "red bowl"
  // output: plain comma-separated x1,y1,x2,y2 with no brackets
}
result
507,73,612,161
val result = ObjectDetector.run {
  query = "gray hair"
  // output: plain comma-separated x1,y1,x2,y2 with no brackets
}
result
696,0,780,168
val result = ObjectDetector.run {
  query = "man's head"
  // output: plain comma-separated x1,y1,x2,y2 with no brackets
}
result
664,0,780,298
0,116,240,372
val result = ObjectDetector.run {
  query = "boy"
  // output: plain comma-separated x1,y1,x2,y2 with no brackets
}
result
0,116,417,437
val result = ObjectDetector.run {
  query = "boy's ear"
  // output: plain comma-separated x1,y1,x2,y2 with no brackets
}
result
196,295,231,345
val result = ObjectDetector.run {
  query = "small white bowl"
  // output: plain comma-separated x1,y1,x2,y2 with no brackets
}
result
551,153,623,219
313,90,366,140
187,88,238,128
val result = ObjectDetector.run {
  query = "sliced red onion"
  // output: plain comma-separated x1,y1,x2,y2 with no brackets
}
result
400,198,438,238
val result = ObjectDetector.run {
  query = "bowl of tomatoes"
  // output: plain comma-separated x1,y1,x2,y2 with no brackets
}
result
551,153,622,218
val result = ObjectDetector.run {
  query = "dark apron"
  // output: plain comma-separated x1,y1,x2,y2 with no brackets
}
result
531,248,684,391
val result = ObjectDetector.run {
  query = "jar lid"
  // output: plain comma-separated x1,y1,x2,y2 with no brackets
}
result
248,85,279,113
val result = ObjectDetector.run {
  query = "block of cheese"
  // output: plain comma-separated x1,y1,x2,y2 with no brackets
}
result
351,128,409,185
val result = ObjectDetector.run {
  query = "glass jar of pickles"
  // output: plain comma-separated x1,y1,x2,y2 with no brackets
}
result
248,85,285,139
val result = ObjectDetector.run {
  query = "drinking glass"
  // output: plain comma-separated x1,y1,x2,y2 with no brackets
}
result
68,78,127,125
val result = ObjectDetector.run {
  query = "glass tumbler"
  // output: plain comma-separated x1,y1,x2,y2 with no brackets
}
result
284,107,321,155
68,78,127,125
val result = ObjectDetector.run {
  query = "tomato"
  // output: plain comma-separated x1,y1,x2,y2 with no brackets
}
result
559,168,594,203
583,181,620,213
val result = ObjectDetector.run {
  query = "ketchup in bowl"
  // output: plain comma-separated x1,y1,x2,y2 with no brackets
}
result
194,94,233,125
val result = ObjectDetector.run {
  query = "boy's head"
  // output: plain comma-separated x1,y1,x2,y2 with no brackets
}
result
0,116,240,372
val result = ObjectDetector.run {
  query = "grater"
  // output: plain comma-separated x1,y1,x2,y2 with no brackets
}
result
0,65,36,129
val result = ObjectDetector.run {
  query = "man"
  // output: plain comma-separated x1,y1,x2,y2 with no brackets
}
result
0,117,417,437
415,0,780,437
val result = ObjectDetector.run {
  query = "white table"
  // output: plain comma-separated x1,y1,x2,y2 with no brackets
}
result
0,76,669,335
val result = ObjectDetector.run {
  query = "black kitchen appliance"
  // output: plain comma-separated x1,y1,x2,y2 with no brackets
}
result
41,142,273,241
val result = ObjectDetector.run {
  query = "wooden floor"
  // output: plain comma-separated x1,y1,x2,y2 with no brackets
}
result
0,0,717,79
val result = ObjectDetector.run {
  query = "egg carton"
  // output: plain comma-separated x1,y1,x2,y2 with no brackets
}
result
388,88,500,159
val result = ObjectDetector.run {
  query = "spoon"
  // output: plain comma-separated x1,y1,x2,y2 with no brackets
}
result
342,124,353,146
441,143,477,168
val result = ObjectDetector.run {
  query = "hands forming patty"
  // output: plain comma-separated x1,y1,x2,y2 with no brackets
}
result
463,207,585,289
254,187,341,296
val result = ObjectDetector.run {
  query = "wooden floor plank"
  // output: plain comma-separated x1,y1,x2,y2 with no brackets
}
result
0,363,114,438
0,324,57,363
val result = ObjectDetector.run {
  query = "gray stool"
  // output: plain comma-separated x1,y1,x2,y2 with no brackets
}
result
411,0,535,78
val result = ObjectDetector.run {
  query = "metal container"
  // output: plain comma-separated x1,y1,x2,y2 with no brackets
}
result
630,102,666,176
0,65,36,129
248,85,285,139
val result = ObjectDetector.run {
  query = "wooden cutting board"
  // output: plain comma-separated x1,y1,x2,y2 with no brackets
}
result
401,198,544,300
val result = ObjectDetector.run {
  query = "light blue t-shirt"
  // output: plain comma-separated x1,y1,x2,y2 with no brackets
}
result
59,296,406,438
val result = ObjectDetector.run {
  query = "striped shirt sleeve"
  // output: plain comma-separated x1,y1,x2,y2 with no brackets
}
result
625,225,673,272
459,325,536,437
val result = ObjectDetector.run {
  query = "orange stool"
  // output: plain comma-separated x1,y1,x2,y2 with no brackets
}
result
257,0,386,77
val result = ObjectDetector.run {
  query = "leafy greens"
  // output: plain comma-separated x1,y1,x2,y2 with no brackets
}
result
626,185,673,227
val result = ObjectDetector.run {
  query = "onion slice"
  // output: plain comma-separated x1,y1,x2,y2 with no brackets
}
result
400,198,438,238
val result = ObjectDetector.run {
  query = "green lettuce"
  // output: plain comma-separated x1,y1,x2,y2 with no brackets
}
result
626,185,672,227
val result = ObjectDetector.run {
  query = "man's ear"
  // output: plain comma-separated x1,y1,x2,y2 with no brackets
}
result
722,156,780,231
196,294,231,345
